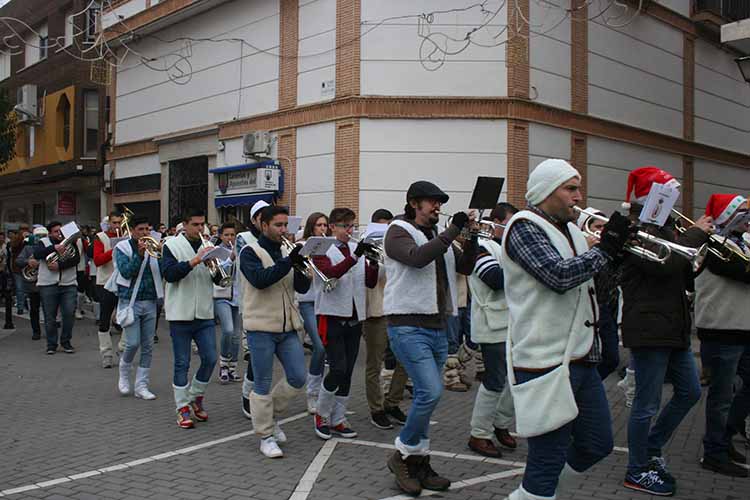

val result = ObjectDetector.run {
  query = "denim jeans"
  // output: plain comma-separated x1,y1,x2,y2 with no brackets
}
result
628,347,701,473
246,331,307,395
121,301,157,368
214,300,240,362
39,285,77,350
446,306,475,354
299,301,325,376
388,325,448,446
597,301,620,380
13,273,27,312
702,341,745,461
728,346,750,438
516,363,613,497
170,319,217,387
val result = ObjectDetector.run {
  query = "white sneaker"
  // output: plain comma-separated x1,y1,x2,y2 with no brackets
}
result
273,423,287,444
260,437,283,458
307,393,317,415
135,386,157,400
75,310,83,320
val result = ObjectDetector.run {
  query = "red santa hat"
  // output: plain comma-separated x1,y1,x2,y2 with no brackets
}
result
705,193,747,226
622,166,680,210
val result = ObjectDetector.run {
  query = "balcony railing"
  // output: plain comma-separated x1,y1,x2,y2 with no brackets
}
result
694,0,750,22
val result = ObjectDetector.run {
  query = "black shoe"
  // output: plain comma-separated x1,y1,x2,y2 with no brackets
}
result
46,347,56,355
384,406,407,425
242,396,252,419
729,443,747,465
61,343,75,354
112,323,122,333
31,332,41,340
370,411,393,430
414,455,451,491
701,456,749,477
153,335,159,344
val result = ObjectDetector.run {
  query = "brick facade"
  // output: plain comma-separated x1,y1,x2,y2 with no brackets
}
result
507,120,529,208
506,0,530,206
334,119,360,217
278,0,299,110
277,128,297,214
571,0,588,204
683,34,696,216
335,0,361,98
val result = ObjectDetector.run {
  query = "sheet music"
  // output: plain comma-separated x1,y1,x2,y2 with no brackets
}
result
300,237,338,257
639,182,679,227
362,223,388,241
61,222,80,240
149,231,163,242
287,216,303,235
201,245,232,263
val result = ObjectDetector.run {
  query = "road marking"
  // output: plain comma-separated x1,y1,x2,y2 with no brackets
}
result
289,439,339,500
377,467,526,500
0,411,309,497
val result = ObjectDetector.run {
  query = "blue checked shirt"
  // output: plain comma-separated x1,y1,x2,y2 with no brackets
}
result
505,205,611,363
114,240,158,302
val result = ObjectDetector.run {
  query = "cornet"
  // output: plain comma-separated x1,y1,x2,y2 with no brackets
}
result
575,207,706,268
281,236,337,293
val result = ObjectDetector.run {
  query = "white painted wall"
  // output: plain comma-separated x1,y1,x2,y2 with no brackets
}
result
588,9,683,137
529,124,571,175
693,159,750,219
529,1,571,110
102,0,149,30
359,119,508,220
360,0,507,97
114,153,161,179
653,0,691,18
694,40,750,155
587,136,683,214
296,122,335,218
115,0,279,144
298,0,336,105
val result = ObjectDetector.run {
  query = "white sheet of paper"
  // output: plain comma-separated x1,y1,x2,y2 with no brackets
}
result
300,237,338,257
201,245,232,262
61,222,80,240
287,216,303,235
110,237,129,247
721,211,750,236
362,223,388,240
149,231,163,242
639,183,679,227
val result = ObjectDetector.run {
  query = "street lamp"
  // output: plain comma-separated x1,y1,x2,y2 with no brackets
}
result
736,56,750,83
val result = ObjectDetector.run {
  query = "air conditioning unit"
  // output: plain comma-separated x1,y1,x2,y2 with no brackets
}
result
243,131,271,157
15,84,38,123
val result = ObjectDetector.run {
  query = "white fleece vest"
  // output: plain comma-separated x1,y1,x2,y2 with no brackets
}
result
164,235,214,321
469,239,509,344
501,211,596,369
383,219,457,317
108,239,163,299
695,267,750,332
315,241,367,320
95,232,114,285
36,237,77,287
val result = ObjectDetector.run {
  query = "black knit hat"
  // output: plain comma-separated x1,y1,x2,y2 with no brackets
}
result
406,181,449,203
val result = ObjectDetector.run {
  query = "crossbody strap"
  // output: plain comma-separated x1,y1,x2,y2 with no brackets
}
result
129,256,148,307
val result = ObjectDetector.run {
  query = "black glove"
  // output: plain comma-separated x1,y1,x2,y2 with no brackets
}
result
597,211,633,258
288,244,305,267
450,211,470,230
354,240,374,257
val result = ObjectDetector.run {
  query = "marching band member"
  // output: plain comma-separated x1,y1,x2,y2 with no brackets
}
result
214,222,242,384
312,208,379,440
239,206,310,458
382,181,475,496
502,159,632,500
113,215,163,400
619,167,711,495
364,209,409,430
94,211,124,368
161,209,219,429
696,194,750,477
34,221,82,356
297,212,330,414
15,226,48,340
9,224,30,315
467,203,518,458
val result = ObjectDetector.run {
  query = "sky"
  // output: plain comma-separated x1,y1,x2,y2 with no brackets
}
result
0,0,11,7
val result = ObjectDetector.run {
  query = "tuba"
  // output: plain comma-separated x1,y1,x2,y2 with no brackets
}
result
46,228,81,266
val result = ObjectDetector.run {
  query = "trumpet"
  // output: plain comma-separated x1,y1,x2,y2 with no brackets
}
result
671,209,749,268
575,207,706,268
281,236,337,293
348,235,385,263
200,234,233,288
116,206,135,238
139,236,163,259
437,211,503,240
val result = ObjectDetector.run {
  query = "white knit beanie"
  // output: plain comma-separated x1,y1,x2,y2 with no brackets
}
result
526,159,581,206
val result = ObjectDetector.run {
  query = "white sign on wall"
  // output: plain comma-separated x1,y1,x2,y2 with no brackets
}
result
215,167,280,196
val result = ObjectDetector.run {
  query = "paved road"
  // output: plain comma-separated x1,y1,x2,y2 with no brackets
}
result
0,308,748,499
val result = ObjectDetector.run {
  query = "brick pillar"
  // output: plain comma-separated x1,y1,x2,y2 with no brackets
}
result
571,0,588,204
507,120,529,208
279,0,299,110
336,0,361,98
334,119,360,218
683,34,695,215
277,128,297,214
571,133,588,205
507,0,530,99
682,157,694,218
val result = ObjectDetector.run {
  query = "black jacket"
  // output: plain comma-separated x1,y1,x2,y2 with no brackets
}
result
620,225,708,349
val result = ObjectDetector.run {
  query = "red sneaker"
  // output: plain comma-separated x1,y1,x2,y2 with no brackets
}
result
191,396,208,421
176,406,194,429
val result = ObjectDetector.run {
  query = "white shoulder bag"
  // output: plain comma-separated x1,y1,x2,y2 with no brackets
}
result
116,257,148,328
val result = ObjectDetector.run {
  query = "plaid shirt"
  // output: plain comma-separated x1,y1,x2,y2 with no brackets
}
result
114,240,158,301
505,205,610,363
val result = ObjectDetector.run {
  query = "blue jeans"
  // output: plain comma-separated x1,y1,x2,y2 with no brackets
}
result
13,273,27,312
39,285,77,349
299,301,325,376
214,300,240,362
597,302,620,380
170,319,217,387
446,307,475,354
246,331,307,395
480,342,507,393
702,341,746,460
516,364,613,497
121,301,157,368
388,326,448,446
728,346,750,438
628,347,701,473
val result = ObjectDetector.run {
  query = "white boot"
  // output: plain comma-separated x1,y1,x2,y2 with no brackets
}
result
118,361,132,395
555,463,582,496
98,331,115,368
259,436,283,458
506,485,556,500
273,423,287,443
134,367,156,400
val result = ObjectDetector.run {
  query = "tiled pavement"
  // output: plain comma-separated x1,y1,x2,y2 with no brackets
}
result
1,308,748,500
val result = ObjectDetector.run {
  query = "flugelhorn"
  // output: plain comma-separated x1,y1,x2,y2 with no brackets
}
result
575,207,706,267
281,236,337,293
348,234,385,263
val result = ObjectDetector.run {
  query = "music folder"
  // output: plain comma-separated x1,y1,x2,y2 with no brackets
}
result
468,177,505,211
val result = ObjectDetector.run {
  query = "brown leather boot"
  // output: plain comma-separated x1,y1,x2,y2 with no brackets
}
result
494,427,518,450
387,451,422,496
415,455,451,491
468,436,502,458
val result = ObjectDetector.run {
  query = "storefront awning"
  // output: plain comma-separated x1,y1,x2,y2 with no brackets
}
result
209,159,279,174
214,192,275,208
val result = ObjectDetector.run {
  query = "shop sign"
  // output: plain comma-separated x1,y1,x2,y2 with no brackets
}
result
215,167,280,196
57,191,76,216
